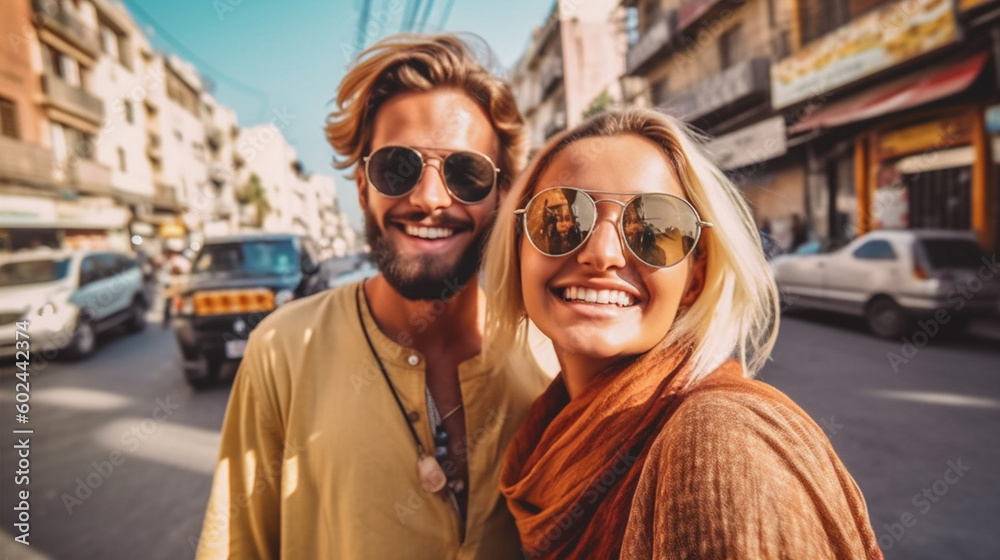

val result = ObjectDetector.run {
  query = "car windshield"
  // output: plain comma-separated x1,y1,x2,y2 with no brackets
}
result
0,258,71,286
919,238,988,269
193,240,298,275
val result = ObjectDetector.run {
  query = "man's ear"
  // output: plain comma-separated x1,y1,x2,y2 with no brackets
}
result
355,167,367,211
680,246,707,308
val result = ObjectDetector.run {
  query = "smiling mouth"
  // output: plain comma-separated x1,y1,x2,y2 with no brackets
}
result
402,224,458,240
560,286,635,307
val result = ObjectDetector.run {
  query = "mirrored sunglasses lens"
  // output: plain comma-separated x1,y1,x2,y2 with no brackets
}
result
525,188,595,256
623,195,699,267
368,147,422,196
443,152,495,202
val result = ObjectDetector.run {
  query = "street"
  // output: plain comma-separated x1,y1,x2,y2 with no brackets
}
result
2,310,999,559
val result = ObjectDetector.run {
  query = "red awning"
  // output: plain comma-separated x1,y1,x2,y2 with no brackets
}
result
790,51,989,134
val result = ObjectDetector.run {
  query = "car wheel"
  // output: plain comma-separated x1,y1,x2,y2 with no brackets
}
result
866,297,909,339
185,355,221,390
69,319,96,359
126,298,147,333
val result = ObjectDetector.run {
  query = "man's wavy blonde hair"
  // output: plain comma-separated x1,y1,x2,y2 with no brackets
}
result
483,109,780,385
326,33,526,191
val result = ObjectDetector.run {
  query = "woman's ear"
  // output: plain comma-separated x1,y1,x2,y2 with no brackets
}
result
680,246,707,308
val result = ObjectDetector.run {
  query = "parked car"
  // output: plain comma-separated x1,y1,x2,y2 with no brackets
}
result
0,249,148,359
172,233,326,388
325,254,378,289
771,230,1000,338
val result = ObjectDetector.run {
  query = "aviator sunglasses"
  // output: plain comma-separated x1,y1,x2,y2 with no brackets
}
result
515,187,713,268
363,145,500,204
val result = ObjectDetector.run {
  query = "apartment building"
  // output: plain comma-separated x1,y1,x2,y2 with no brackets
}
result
235,125,352,254
1,0,357,255
622,0,999,250
511,0,626,149
0,0,128,252
622,0,804,247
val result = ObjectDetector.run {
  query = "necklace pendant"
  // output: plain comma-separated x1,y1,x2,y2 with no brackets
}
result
418,454,447,493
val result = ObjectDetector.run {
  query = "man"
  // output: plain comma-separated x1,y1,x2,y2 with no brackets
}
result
195,34,550,559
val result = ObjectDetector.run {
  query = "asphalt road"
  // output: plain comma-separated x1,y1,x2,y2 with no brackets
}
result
1,309,998,559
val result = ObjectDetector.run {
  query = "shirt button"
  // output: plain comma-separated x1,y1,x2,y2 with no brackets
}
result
408,411,420,423
407,354,419,366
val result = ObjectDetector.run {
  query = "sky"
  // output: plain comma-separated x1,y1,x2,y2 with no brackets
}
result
120,0,555,231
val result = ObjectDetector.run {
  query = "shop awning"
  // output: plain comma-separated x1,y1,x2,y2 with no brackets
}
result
790,52,989,134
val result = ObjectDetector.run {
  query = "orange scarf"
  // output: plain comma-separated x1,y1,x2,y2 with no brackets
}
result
499,347,699,559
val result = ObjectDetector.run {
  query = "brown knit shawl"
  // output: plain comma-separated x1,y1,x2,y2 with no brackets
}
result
500,346,697,559
499,351,884,559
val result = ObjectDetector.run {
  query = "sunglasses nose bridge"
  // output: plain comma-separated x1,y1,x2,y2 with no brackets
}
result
575,208,629,270
406,156,454,211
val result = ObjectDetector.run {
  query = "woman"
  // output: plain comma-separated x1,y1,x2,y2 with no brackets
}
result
483,110,883,559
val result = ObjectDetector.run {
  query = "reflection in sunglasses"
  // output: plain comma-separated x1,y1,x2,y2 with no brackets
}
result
517,187,711,269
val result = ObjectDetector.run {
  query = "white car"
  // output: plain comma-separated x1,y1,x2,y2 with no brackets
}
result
771,230,1000,338
0,249,148,359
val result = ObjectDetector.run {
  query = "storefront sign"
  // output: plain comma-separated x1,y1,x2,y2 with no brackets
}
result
54,201,130,230
959,0,996,11
771,0,957,109
877,114,974,160
0,195,57,226
705,116,787,170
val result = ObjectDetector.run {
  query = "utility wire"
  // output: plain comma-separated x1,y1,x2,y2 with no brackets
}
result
402,0,422,32
416,0,435,31
354,0,373,54
437,0,455,29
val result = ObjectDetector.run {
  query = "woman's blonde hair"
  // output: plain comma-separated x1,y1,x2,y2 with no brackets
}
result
483,109,780,385
325,33,526,191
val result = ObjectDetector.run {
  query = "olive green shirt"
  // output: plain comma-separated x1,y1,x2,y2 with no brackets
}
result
195,282,549,559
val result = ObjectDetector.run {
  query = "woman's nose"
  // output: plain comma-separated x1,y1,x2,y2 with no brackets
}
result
576,215,627,271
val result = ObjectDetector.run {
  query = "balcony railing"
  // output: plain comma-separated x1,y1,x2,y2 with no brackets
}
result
0,136,57,188
540,56,564,97
543,111,567,139
32,0,100,56
146,133,162,161
153,182,181,211
41,72,104,125
66,158,112,195
626,12,677,75
661,57,770,122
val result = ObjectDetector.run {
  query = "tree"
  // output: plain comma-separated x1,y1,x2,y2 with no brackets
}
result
583,89,615,119
236,173,271,228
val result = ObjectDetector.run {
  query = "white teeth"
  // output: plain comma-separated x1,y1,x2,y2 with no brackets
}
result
561,287,634,307
405,225,454,239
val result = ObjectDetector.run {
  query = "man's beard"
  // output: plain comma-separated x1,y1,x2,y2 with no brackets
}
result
364,207,495,301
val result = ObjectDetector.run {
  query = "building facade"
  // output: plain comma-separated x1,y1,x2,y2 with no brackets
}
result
0,0,357,256
621,0,999,250
511,0,627,149
0,0,128,252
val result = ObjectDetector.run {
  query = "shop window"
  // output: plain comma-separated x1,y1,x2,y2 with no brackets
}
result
853,240,896,260
0,97,19,139
797,0,894,45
